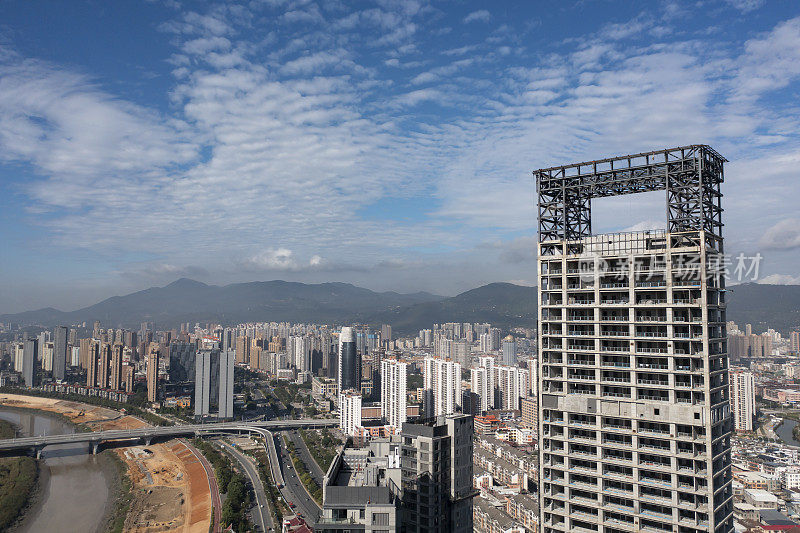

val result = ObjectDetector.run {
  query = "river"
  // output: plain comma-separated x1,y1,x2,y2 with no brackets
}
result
0,408,113,533
775,417,800,447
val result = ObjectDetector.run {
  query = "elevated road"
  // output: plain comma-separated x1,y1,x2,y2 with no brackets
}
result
0,418,337,457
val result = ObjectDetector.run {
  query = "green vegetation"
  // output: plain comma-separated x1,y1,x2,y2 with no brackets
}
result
407,373,423,391
283,435,322,504
0,387,173,426
193,440,252,532
0,418,38,531
0,418,16,439
299,429,339,473
104,451,133,533
155,405,194,422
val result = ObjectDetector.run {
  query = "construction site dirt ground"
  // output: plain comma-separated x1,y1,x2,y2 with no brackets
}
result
117,440,212,533
0,394,212,533
0,393,149,431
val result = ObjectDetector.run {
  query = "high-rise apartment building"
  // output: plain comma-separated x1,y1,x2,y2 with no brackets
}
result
87,341,99,387
496,364,528,411
146,347,160,403
730,368,755,432
123,363,135,393
470,366,490,414
53,325,68,381
219,350,234,419
502,335,517,366
381,359,407,430
339,389,362,436
194,349,219,418
110,343,123,391
338,327,360,397
98,343,111,388
423,357,461,417
536,146,733,533
400,414,474,533
13,342,24,372
791,331,800,354
381,324,393,345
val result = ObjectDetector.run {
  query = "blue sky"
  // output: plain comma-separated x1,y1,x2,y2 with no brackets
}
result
1,0,799,313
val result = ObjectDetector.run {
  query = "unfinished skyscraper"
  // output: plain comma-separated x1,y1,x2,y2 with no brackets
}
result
536,146,733,533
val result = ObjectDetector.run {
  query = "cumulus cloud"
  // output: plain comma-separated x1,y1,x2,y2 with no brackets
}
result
0,54,197,181
4,3,800,310
759,219,800,250
463,10,490,23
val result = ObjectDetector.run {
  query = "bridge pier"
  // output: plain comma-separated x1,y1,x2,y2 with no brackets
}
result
91,441,101,455
142,437,152,446
34,446,44,460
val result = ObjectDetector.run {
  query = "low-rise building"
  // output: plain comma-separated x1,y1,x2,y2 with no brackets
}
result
318,438,401,533
473,498,525,533
744,488,779,509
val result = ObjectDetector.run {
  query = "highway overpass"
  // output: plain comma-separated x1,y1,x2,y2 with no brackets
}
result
0,418,337,457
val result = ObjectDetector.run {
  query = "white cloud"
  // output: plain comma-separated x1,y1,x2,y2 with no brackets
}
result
725,0,766,12
463,10,490,24
5,3,800,306
238,248,324,271
0,55,197,190
759,219,800,250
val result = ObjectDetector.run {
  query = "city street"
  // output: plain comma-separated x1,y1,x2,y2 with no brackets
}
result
287,429,325,483
218,440,273,533
272,432,321,524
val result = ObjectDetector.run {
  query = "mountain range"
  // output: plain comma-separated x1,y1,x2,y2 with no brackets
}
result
2,279,799,335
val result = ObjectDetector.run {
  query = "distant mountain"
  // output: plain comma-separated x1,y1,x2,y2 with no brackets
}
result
382,282,800,335
2,279,798,335
725,283,800,334
377,282,537,334
0,279,443,329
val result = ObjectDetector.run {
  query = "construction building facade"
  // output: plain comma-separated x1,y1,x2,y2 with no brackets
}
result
536,146,733,533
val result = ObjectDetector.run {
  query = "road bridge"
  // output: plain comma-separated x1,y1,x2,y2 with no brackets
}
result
0,418,337,458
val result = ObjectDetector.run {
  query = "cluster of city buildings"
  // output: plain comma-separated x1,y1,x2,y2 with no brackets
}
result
6,146,800,533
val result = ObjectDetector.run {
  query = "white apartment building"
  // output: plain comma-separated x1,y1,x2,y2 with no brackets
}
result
423,357,461,417
496,365,528,411
339,389,363,436
730,368,755,431
381,359,407,430
471,366,490,413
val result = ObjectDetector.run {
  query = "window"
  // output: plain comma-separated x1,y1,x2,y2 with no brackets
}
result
373,513,390,526
653,408,660,416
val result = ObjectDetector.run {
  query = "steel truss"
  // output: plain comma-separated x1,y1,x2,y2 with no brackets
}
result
535,145,726,250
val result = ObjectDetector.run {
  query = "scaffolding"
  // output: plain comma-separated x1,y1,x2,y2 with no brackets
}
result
535,145,726,255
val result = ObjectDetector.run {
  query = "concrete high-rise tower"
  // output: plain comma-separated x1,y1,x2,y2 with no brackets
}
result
53,326,68,381
536,146,733,533
22,338,38,388
146,346,160,403
87,341,99,387
110,343,123,391
400,414,474,533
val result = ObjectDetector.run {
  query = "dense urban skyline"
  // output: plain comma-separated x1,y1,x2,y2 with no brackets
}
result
1,1,800,313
